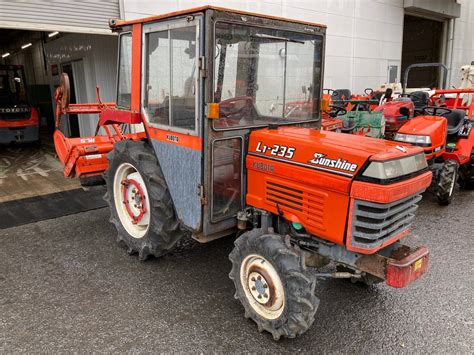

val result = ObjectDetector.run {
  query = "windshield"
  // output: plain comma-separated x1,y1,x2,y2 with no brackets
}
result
0,66,28,107
213,22,323,129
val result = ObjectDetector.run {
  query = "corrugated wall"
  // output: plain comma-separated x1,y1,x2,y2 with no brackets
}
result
0,0,120,34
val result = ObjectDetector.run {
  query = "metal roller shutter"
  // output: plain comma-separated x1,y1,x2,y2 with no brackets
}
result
0,0,120,34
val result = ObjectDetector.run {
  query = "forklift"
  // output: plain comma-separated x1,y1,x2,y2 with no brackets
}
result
0,65,40,144
53,6,432,339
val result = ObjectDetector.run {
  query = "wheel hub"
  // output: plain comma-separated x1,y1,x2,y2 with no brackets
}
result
121,178,147,224
248,271,270,304
240,254,285,319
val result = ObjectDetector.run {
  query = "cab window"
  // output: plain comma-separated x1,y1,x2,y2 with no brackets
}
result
143,25,197,132
213,22,322,130
117,33,132,109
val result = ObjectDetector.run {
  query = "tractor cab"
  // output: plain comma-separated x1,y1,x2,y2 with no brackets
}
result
0,65,40,144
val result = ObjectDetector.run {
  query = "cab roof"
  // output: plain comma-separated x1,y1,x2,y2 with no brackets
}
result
112,5,326,29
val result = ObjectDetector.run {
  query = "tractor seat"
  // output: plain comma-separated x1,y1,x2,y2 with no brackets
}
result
332,89,351,104
444,109,465,135
410,91,429,110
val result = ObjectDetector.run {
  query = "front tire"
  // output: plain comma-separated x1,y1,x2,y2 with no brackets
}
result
436,160,459,206
104,140,186,260
229,230,319,340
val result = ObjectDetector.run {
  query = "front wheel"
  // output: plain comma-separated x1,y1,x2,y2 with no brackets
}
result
436,160,459,205
229,230,319,340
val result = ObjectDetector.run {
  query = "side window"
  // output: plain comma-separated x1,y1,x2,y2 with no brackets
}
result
144,30,170,126
117,33,132,108
143,25,197,132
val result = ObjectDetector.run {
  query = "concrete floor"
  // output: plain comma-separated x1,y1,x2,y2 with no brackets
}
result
1,189,473,352
0,138,80,202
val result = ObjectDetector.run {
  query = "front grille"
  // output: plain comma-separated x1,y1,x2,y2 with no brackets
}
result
265,180,326,231
349,194,422,249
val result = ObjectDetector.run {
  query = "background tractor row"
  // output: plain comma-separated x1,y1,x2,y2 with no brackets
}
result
321,64,474,205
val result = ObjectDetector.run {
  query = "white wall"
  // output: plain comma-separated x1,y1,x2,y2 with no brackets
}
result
123,0,405,94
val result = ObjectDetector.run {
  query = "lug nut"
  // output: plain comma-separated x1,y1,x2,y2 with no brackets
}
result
257,295,262,299
263,283,268,288
251,277,256,282
251,286,256,291
257,275,262,281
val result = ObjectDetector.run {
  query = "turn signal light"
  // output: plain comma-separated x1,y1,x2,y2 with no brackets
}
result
208,103,220,119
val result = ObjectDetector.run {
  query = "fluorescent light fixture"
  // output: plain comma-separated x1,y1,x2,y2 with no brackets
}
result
48,31,59,38
1,52,10,58
21,43,32,49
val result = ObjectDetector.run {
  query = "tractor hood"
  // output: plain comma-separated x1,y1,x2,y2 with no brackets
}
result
248,126,423,179
397,115,447,137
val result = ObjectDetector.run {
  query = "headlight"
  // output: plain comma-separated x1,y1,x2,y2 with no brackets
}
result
362,153,427,181
394,133,431,146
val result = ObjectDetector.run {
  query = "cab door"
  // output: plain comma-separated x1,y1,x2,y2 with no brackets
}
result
141,15,203,231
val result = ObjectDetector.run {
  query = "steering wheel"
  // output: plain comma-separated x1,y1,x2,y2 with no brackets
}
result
364,88,374,96
328,105,347,118
217,96,257,127
422,106,452,117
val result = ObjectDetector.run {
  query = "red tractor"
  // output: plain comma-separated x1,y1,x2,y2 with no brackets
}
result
0,65,40,144
394,88,474,203
53,7,431,339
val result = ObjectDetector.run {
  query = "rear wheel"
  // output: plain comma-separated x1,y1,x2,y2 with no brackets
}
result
229,230,319,340
436,160,459,205
104,139,186,260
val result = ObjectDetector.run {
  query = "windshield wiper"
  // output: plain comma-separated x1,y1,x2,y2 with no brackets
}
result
252,33,304,45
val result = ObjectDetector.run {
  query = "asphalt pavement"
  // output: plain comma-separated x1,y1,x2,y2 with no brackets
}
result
1,188,473,352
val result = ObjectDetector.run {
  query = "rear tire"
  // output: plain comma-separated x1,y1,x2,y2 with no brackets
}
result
229,230,319,340
104,139,186,260
436,160,459,206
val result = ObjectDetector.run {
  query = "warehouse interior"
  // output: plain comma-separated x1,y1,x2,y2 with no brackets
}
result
0,28,117,202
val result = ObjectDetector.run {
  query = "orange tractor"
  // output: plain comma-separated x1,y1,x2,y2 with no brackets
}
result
53,7,431,339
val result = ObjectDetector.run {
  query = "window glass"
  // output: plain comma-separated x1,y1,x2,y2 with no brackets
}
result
213,22,322,129
171,26,197,130
143,25,197,132
144,30,170,126
212,138,242,221
117,33,132,108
